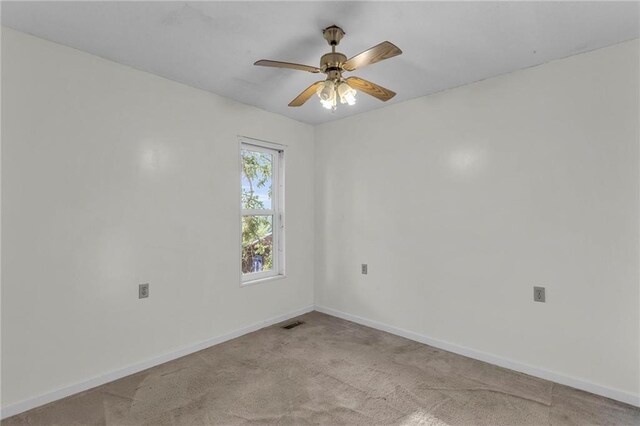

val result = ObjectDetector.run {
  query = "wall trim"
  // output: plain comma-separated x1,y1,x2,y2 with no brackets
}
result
0,305,315,419
314,305,640,408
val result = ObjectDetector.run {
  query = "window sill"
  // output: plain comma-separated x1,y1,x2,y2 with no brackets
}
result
241,274,286,287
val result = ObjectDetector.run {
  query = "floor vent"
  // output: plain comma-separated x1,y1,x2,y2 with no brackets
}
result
282,321,304,330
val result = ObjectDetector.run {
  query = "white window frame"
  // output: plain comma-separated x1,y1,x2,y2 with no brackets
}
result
239,136,285,285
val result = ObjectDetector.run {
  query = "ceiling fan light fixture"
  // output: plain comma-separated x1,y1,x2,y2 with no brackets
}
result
320,98,335,110
317,81,337,110
338,81,357,106
317,80,335,101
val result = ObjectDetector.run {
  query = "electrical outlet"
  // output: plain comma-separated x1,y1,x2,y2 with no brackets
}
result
533,286,545,303
139,283,149,299
361,264,368,275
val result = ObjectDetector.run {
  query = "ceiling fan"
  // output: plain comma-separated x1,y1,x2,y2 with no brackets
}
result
254,25,402,110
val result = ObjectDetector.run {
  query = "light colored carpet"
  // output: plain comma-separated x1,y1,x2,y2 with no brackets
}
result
3,311,639,425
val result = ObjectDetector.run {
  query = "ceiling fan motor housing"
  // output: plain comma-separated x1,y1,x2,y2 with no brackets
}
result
320,52,347,75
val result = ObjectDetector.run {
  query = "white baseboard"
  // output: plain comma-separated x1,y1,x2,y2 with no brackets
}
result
0,305,314,420
4,303,637,419
314,305,640,408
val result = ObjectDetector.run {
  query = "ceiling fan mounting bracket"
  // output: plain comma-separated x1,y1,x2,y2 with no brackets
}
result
323,25,345,47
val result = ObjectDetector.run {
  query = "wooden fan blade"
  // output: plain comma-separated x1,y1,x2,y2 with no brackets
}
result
346,77,396,102
254,60,321,73
289,81,324,107
342,41,402,72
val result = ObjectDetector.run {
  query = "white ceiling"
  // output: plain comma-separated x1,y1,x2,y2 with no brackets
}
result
2,1,638,124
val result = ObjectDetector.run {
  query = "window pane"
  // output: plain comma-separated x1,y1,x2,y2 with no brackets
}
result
241,215,273,275
241,149,272,210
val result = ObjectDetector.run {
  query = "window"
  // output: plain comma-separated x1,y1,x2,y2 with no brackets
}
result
239,137,284,284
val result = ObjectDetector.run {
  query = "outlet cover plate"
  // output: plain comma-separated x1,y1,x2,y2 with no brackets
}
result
533,286,545,302
361,264,368,275
139,283,149,299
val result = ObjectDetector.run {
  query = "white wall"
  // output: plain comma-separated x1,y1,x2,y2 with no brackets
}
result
315,40,639,402
1,28,315,409
2,25,639,414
